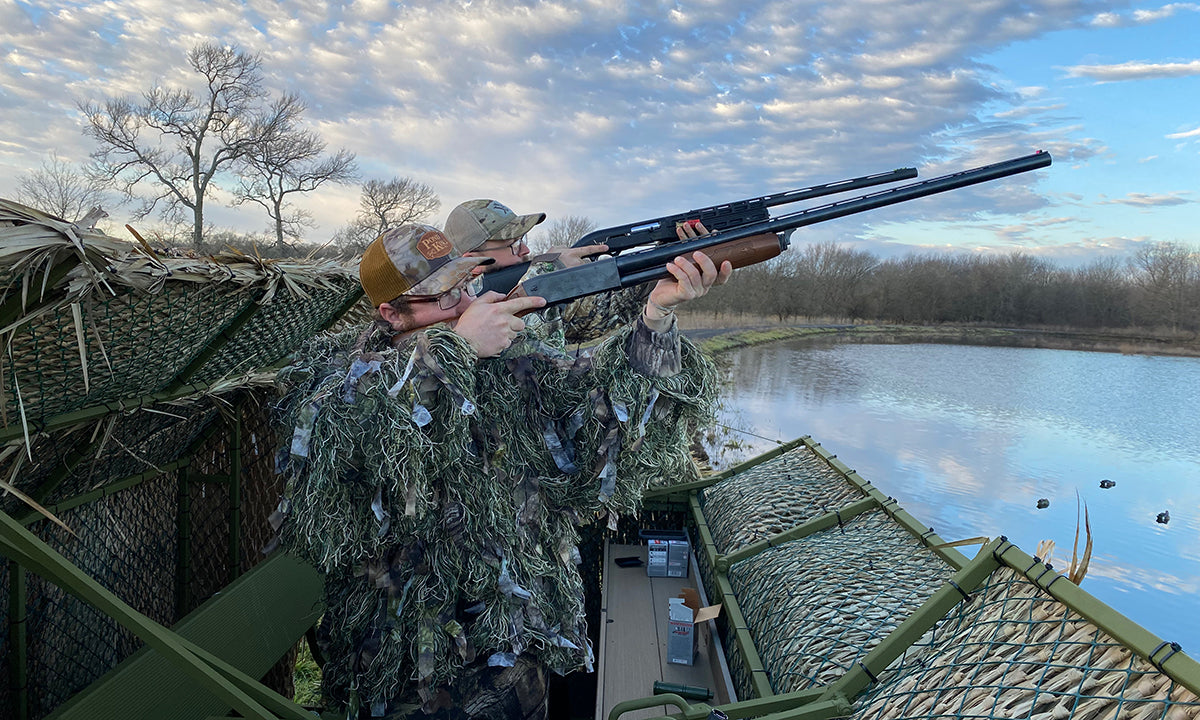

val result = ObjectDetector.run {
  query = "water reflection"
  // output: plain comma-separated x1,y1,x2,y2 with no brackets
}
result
708,341,1200,652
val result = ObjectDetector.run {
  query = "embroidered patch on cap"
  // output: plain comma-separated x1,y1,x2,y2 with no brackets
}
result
417,230,453,260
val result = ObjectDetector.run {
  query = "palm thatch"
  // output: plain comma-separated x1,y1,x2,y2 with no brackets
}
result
0,198,362,493
0,197,371,718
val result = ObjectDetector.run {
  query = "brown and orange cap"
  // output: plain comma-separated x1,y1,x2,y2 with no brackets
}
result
358,224,493,308
444,199,546,250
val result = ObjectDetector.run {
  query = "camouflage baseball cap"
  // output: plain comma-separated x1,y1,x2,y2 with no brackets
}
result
358,223,493,308
444,199,547,250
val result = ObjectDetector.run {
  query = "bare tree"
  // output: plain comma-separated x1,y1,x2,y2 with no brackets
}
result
232,98,358,250
334,177,440,252
15,153,109,222
531,215,597,253
80,42,300,247
358,178,441,235
792,241,877,319
1130,241,1199,331
1067,258,1131,328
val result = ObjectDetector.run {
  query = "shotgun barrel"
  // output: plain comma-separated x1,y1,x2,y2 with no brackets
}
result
514,151,1052,307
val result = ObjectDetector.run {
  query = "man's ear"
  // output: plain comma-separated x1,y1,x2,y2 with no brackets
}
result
378,302,407,331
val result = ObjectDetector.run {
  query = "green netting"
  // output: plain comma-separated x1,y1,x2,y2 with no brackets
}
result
723,620,756,705
1,283,256,428
20,472,179,717
684,438,1200,716
0,396,292,720
0,405,218,515
175,397,297,695
236,402,290,571
0,426,94,515
726,509,954,697
0,202,358,719
192,279,361,383
700,444,863,554
852,565,1200,719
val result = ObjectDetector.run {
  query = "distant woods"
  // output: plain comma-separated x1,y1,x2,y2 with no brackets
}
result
687,240,1200,333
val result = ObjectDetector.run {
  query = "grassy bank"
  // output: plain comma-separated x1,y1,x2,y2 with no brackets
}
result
680,313,1200,358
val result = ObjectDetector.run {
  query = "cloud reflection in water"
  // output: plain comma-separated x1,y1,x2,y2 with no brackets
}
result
709,341,1200,652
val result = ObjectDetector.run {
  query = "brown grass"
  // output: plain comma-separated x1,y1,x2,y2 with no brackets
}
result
678,312,1200,358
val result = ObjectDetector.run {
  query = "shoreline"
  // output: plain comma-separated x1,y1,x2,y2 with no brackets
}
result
681,318,1200,358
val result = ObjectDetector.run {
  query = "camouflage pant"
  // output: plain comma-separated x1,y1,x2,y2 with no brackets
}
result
377,657,547,720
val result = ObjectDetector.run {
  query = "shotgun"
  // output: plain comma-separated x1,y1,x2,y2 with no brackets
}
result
479,166,918,294
508,151,1051,309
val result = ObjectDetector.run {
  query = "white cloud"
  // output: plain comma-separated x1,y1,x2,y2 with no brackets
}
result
1166,126,1200,139
1097,192,1194,207
1064,59,1200,82
0,0,1189,249
1092,2,1200,27
994,103,1067,119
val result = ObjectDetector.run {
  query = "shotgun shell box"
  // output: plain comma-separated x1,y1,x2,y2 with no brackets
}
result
667,589,722,665
646,538,689,578
668,597,694,665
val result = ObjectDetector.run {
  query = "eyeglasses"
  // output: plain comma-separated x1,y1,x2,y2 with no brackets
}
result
407,287,463,310
483,235,526,256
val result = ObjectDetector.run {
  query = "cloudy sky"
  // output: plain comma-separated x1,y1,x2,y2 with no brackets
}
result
1,0,1197,263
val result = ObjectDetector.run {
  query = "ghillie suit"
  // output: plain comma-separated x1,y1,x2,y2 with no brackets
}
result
274,305,716,718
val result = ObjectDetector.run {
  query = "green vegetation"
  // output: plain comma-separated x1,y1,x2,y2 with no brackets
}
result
293,636,322,708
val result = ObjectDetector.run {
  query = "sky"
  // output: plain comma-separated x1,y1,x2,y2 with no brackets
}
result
1,0,1197,265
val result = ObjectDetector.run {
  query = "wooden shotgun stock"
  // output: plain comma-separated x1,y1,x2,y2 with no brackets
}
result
504,232,786,315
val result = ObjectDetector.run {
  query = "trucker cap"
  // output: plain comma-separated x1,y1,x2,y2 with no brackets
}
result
358,224,493,308
444,199,546,250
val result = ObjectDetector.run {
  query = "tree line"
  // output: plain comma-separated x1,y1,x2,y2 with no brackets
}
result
686,240,1200,333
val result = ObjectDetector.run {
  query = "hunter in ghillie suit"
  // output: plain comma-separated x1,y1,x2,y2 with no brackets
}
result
273,221,729,719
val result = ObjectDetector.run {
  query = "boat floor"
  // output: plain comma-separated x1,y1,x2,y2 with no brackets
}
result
595,542,736,720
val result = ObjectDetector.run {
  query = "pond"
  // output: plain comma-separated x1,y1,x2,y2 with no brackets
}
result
704,340,1200,653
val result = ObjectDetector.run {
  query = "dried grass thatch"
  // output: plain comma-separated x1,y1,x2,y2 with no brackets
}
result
0,196,361,516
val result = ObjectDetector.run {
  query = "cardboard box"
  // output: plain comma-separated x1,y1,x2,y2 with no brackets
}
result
667,587,722,665
647,538,690,578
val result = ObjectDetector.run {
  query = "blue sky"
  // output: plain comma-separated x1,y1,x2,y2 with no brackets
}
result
1,0,1197,265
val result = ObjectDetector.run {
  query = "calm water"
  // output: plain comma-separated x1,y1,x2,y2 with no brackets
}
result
705,341,1200,653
